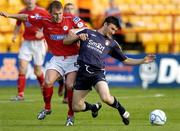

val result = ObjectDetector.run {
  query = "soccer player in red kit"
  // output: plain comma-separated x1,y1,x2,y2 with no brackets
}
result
0,1,86,126
58,2,77,104
10,0,49,101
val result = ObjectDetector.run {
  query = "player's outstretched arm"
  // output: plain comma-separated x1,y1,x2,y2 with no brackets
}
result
63,29,80,45
123,54,156,65
63,28,87,45
12,25,21,43
0,11,28,21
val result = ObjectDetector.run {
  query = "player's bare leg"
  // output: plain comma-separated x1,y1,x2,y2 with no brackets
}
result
58,79,68,103
95,81,130,125
62,87,68,103
72,89,102,118
34,65,44,92
58,79,64,96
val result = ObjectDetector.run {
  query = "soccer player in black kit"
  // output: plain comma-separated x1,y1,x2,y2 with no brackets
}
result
63,16,155,125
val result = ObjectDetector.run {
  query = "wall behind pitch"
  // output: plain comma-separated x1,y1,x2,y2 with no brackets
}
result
106,54,180,88
0,53,180,88
0,53,52,87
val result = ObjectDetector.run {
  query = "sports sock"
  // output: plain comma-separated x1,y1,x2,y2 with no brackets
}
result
67,89,74,116
109,97,126,116
37,73,44,87
83,102,96,112
17,74,26,97
42,85,53,110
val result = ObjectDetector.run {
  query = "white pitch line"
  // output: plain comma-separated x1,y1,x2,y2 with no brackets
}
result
0,94,165,103
0,99,37,103
0,99,63,103
116,93,165,99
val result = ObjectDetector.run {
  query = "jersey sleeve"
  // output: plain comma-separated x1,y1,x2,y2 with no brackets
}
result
76,28,87,35
108,41,127,61
16,20,22,26
74,29,87,45
72,15,87,28
27,15,44,28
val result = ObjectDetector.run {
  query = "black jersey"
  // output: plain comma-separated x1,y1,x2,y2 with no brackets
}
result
76,29,127,69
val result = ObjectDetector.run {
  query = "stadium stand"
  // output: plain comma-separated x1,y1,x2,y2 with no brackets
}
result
0,0,180,53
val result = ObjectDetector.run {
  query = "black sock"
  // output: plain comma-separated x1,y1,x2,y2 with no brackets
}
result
83,101,93,112
109,97,126,116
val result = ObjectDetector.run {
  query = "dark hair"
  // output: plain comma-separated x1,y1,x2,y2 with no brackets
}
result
64,3,74,8
103,16,121,29
47,1,63,13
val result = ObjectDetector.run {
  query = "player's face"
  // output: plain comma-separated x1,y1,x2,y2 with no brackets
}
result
51,8,63,23
64,5,75,15
105,23,118,37
24,0,36,8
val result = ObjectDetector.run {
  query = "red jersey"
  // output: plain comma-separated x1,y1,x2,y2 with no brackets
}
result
17,6,49,40
28,13,86,56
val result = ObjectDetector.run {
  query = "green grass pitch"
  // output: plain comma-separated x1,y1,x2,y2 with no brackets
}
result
0,86,180,131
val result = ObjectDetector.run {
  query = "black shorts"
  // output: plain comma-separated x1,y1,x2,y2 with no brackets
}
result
74,65,107,90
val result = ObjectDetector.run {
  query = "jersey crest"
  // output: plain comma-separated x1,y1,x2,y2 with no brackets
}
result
63,25,68,31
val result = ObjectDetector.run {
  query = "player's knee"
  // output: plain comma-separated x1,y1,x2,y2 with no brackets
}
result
44,78,54,87
72,102,83,112
65,82,73,90
34,66,42,76
43,83,53,89
18,70,26,75
34,70,42,76
18,66,27,74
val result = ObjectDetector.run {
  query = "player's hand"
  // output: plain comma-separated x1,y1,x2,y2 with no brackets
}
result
78,33,88,41
12,36,16,43
0,11,9,17
143,54,156,64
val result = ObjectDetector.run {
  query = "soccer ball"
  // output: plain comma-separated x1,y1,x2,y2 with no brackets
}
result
149,109,167,125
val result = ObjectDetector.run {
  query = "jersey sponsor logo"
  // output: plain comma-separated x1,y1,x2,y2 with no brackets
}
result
77,22,84,28
50,34,66,40
73,16,81,24
30,14,42,19
87,39,105,54
63,25,68,31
